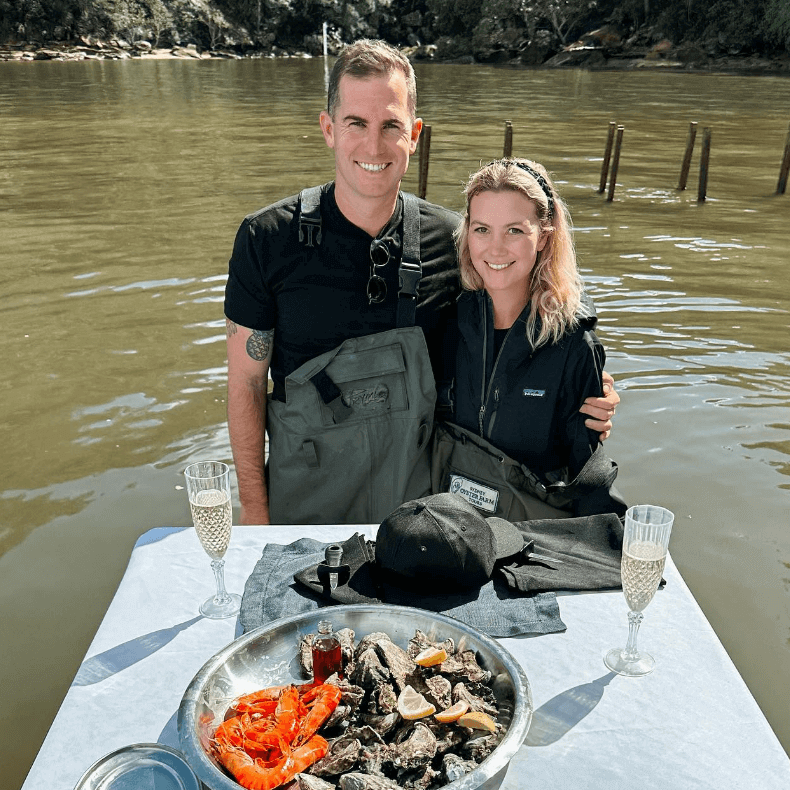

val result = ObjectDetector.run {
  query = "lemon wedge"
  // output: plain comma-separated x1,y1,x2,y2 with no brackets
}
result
397,685,436,720
457,711,497,733
434,700,470,723
413,646,448,667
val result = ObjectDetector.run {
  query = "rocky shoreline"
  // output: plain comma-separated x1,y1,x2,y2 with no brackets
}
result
2,34,789,76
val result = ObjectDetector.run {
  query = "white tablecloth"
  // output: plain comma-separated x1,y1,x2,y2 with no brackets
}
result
23,525,790,790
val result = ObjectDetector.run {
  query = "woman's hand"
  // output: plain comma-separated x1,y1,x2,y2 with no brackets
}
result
580,371,620,441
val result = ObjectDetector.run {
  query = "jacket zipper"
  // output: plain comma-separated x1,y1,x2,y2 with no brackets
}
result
478,297,516,439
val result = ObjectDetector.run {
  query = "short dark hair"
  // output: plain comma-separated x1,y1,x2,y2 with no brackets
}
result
327,39,417,118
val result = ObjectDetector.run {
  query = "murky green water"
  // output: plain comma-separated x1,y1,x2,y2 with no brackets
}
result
1,58,788,788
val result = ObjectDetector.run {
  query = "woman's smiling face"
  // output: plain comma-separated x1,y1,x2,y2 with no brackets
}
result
467,189,548,300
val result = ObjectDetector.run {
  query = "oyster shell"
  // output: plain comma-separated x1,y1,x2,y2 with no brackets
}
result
339,774,400,790
310,736,362,776
299,633,315,675
391,722,437,770
294,774,337,790
407,631,455,659
293,626,507,790
360,711,399,738
460,728,504,762
350,647,390,690
442,752,478,783
452,681,499,717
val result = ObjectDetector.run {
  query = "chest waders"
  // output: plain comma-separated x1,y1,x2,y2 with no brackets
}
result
430,420,626,521
266,188,435,525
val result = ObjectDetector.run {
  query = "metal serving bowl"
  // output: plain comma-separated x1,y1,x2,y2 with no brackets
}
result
178,605,532,790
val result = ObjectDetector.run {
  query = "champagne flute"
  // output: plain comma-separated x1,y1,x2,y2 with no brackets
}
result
604,504,674,676
184,461,241,619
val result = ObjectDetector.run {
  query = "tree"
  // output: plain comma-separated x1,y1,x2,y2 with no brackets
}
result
764,0,790,50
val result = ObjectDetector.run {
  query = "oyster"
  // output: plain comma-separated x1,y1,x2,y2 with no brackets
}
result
452,681,499,717
442,752,478,783
295,626,506,790
360,711,399,738
422,674,452,710
299,633,315,675
461,729,504,762
339,774,400,790
391,722,437,770
311,735,363,777
407,631,455,659
350,647,390,689
294,775,337,790
358,632,416,691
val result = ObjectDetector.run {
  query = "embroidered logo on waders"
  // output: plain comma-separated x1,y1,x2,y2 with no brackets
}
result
523,388,546,397
341,383,389,409
449,475,499,514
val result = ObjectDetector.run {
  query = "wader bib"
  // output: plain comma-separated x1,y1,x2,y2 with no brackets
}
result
430,420,627,521
266,188,435,525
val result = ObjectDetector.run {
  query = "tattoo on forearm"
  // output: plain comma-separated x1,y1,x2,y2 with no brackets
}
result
226,319,238,338
246,329,274,361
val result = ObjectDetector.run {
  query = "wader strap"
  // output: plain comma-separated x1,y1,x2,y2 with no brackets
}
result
298,186,322,247
309,368,353,423
397,192,422,329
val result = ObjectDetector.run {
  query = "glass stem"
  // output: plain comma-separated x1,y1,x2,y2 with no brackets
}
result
623,610,644,661
210,559,231,604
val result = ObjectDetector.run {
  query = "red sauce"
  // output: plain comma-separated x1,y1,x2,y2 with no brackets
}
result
312,639,343,683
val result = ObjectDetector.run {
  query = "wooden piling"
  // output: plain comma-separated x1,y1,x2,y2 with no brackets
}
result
678,121,698,191
418,123,432,200
698,127,711,203
503,121,513,158
777,124,790,195
606,126,624,202
598,121,616,193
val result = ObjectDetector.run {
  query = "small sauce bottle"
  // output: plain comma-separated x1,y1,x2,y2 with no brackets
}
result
312,620,343,683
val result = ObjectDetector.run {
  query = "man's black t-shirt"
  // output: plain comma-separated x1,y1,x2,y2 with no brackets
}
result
224,182,461,399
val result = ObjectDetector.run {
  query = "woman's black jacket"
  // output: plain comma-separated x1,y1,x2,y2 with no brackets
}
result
437,289,606,481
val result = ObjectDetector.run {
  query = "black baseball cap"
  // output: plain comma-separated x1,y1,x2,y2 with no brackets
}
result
375,493,525,592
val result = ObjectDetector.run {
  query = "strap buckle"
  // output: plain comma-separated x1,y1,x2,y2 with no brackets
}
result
398,260,422,299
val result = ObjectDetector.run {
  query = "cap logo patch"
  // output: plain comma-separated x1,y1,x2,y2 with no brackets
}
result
523,388,545,397
449,475,499,514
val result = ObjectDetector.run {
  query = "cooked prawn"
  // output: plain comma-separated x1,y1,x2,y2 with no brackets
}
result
212,681,340,790
293,683,343,746
216,734,328,790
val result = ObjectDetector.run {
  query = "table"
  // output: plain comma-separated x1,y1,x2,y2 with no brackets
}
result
22,525,790,790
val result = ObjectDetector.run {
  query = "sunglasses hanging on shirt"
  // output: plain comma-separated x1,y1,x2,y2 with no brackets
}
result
367,237,392,304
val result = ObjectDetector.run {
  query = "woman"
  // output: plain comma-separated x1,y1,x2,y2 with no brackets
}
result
435,158,624,517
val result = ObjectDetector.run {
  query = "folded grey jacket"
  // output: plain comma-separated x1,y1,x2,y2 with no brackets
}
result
239,537,566,639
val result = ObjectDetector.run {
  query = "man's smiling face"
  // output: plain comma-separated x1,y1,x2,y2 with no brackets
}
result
320,70,422,217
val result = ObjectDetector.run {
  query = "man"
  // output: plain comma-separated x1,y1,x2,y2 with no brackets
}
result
224,39,618,525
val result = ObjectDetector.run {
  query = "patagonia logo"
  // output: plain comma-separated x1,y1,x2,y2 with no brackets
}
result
449,475,499,514
523,388,546,398
342,383,389,409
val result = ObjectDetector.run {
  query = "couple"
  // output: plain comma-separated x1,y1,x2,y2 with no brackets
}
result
224,39,622,526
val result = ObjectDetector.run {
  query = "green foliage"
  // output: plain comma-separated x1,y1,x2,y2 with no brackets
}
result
1,0,787,55
425,0,481,37
764,0,790,49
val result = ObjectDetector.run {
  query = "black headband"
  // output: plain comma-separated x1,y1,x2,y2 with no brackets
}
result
486,159,555,218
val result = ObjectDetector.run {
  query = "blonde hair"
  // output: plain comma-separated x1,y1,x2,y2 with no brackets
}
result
455,158,585,349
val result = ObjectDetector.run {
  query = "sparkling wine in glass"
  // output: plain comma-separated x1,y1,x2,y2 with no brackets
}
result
184,461,241,619
604,504,674,676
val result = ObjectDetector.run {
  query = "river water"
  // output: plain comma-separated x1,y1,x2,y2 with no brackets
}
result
1,58,788,787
